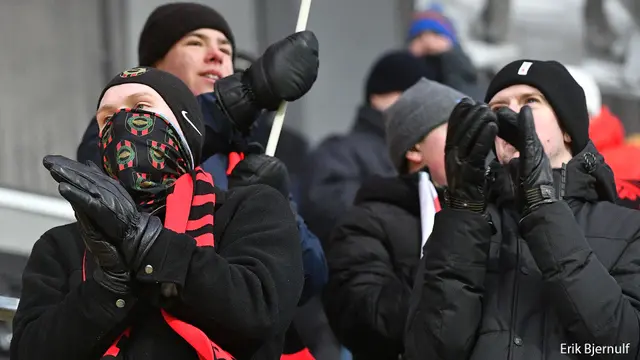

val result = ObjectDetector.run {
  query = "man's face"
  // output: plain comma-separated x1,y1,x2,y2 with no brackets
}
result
155,28,234,96
96,83,178,131
409,32,453,57
369,92,402,111
407,123,448,186
488,84,572,167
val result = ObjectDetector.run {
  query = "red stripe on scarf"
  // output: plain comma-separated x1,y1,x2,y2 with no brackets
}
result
164,173,194,234
192,193,216,206
186,215,214,231
194,233,215,247
226,152,245,175
87,167,235,360
281,348,315,360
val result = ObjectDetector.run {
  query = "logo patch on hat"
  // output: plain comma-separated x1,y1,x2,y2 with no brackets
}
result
120,67,149,78
518,61,533,76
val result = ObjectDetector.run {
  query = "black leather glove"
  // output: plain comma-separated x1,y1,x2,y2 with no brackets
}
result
74,210,130,295
444,98,498,213
215,31,319,132
496,106,556,215
43,155,163,272
228,154,291,198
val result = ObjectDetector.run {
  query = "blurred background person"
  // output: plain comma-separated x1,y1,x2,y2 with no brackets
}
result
302,50,434,247
407,4,485,99
323,78,465,360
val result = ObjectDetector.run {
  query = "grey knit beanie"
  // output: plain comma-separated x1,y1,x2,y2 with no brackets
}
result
384,78,467,172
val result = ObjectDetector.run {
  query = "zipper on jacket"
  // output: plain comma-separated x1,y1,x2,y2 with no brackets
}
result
507,227,522,360
559,164,567,199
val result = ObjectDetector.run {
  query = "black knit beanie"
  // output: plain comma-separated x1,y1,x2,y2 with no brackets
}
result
98,67,205,165
138,2,235,67
484,59,589,155
365,50,436,101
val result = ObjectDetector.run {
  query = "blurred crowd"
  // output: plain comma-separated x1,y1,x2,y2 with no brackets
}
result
3,2,640,360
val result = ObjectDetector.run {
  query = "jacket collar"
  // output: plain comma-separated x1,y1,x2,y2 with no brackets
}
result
487,141,618,206
351,105,386,138
555,141,618,204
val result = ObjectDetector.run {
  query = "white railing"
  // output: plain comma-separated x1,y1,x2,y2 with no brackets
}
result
0,187,74,221
0,187,74,327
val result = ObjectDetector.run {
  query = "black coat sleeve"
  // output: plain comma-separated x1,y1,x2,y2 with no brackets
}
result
404,209,493,360
522,201,640,359
134,185,304,358
302,138,363,244
323,205,410,358
10,229,137,360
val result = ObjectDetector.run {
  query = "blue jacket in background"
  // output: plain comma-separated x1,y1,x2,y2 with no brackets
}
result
77,92,327,304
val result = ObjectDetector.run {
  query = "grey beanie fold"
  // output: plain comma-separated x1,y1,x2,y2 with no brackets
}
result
384,78,468,172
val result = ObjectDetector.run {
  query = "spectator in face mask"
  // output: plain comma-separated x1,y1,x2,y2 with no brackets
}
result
75,4,327,351
322,78,466,360
12,67,304,360
407,5,484,100
77,2,317,190
405,59,640,360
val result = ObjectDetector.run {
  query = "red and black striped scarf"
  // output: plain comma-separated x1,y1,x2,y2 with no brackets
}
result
82,167,235,360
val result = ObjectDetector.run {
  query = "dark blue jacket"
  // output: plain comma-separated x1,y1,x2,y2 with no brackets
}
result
77,92,327,304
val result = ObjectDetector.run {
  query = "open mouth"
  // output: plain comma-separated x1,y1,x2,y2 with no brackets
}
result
200,71,222,83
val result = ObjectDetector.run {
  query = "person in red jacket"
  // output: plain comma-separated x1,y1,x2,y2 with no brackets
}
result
567,65,640,209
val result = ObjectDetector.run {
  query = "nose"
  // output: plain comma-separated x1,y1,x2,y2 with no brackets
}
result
508,100,522,114
205,45,225,65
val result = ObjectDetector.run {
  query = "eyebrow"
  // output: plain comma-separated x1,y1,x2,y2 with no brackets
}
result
188,32,231,47
489,91,546,106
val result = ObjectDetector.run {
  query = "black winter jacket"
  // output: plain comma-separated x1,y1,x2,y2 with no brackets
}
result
324,173,441,360
301,106,397,246
11,185,303,360
405,142,640,360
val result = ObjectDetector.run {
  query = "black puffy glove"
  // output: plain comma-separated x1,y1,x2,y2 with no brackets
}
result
215,31,319,132
74,210,130,295
228,154,291,198
444,98,499,213
43,155,163,272
496,106,556,215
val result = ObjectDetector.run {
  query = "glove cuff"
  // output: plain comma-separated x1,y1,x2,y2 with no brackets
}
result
444,189,486,213
94,268,130,295
131,214,163,272
214,73,262,133
522,185,556,216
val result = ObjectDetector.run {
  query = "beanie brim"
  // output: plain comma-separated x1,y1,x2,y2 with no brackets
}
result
138,3,236,67
485,60,590,155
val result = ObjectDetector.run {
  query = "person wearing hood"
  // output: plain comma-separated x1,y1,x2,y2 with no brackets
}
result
11,67,303,360
322,78,465,360
405,59,640,359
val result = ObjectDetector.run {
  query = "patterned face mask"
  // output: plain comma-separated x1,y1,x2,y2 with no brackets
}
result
99,108,192,211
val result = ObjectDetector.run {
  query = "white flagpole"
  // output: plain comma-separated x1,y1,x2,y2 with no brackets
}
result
265,0,313,156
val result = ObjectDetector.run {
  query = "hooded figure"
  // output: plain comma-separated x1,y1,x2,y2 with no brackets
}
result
11,67,303,360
